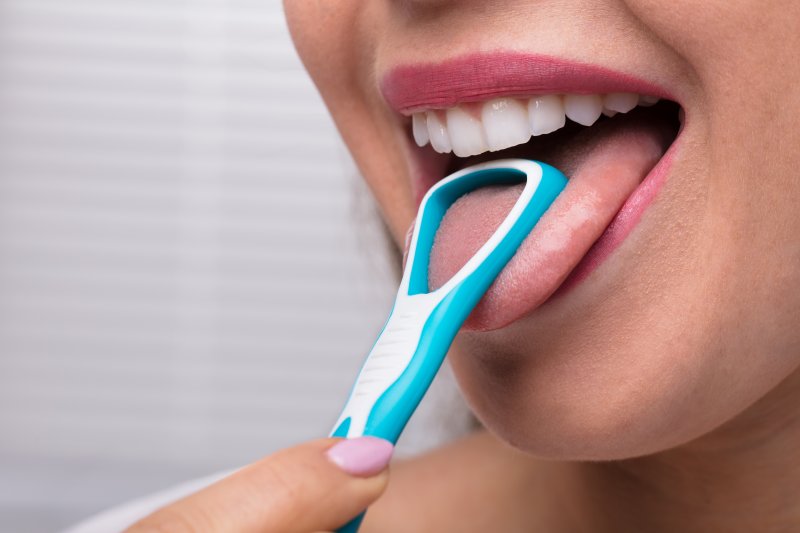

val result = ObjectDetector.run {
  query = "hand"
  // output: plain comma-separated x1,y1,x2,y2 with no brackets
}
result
126,437,394,533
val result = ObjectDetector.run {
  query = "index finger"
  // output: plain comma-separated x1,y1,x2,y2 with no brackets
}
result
126,438,393,533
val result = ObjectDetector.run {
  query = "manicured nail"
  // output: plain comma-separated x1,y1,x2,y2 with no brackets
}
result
326,437,394,477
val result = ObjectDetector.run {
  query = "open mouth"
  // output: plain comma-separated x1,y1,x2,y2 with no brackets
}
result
425,96,678,177
384,57,683,331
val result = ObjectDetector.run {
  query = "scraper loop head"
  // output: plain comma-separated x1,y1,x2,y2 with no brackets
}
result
403,158,566,300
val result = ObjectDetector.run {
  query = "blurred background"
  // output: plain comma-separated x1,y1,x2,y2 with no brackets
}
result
0,2,471,531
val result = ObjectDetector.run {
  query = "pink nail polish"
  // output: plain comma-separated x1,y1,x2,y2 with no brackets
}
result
326,437,394,477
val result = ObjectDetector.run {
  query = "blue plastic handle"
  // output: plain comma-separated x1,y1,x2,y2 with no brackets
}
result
330,160,567,532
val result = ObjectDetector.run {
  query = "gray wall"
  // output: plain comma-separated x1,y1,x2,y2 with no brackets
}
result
0,2,471,532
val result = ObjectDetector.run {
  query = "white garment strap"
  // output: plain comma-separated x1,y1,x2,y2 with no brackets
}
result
62,470,234,533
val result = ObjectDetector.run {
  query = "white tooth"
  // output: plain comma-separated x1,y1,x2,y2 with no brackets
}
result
602,108,618,117
604,92,639,114
481,98,530,151
564,94,603,126
446,106,488,157
426,111,452,153
412,113,429,146
639,95,660,107
528,95,566,136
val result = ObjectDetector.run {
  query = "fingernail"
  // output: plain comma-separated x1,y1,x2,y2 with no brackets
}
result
326,437,394,477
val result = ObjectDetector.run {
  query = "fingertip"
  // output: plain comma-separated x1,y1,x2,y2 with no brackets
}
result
325,437,395,477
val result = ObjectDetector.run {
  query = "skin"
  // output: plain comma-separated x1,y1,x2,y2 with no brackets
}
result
131,1,800,531
126,438,390,533
282,0,800,456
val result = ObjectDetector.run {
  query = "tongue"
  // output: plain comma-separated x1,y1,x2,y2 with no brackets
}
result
428,110,672,331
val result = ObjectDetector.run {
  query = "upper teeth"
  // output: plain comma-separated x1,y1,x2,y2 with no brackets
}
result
411,93,660,157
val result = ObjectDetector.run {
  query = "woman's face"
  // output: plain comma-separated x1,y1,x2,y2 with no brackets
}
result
284,1,800,459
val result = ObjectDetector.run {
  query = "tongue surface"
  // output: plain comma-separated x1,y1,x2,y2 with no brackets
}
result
428,110,673,330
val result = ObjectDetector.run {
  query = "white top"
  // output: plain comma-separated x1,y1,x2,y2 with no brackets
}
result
63,471,231,533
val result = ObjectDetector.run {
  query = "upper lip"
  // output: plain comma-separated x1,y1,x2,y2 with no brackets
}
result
380,51,675,114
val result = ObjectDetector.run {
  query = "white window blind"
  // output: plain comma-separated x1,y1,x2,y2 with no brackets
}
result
0,1,399,531
0,2,472,531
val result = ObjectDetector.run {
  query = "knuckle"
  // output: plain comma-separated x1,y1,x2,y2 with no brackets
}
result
260,457,309,504
243,450,329,521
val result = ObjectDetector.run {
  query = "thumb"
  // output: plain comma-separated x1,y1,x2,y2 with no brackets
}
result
126,437,393,533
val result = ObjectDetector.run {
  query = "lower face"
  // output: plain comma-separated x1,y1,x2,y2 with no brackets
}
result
285,0,800,459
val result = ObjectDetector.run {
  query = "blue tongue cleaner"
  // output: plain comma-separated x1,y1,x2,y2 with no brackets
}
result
331,160,567,533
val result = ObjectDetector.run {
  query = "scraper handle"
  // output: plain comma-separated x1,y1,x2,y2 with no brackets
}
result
329,160,568,533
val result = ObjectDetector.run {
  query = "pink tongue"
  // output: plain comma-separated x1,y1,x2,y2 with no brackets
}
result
428,114,669,330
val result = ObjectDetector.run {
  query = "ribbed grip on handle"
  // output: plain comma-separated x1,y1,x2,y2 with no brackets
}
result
331,292,441,440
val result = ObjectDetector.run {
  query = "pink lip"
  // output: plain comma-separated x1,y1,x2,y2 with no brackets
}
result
553,135,681,301
381,51,673,114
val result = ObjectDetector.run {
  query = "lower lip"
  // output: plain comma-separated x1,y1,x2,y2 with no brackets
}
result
552,134,681,300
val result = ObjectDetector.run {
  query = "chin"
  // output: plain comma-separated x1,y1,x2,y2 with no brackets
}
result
453,360,705,460
447,299,745,461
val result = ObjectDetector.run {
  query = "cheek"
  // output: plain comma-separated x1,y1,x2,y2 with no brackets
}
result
623,0,800,118
285,1,416,242
283,1,363,91
628,0,800,365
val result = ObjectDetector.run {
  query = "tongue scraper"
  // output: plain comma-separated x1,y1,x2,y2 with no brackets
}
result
330,159,567,532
